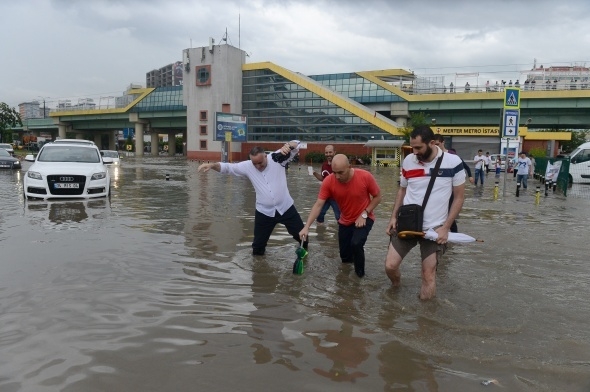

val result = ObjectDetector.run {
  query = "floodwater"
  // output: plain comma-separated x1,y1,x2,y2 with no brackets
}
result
1,157,590,392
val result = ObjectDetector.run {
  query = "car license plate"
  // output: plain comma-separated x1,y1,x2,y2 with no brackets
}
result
0,164,9,168
55,183,79,189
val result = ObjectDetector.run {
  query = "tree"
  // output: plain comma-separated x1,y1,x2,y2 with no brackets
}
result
0,102,22,143
560,130,588,153
399,112,431,144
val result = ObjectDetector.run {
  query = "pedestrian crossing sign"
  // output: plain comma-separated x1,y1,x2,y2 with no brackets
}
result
504,87,520,109
503,109,519,137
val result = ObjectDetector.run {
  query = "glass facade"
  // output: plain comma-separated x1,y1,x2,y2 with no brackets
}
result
242,69,400,142
309,72,404,104
131,86,185,113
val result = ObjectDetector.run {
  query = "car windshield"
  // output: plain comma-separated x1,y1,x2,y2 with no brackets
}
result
0,149,10,157
0,143,12,149
37,146,101,163
101,151,119,158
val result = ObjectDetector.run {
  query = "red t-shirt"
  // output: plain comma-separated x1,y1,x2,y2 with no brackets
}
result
319,169,380,226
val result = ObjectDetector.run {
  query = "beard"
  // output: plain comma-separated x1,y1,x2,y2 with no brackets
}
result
416,145,433,162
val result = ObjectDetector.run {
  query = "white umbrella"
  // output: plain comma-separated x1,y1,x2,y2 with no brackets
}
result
423,228,483,243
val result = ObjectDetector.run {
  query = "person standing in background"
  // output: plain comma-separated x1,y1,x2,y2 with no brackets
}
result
433,134,471,233
473,150,485,186
515,152,533,189
312,145,340,225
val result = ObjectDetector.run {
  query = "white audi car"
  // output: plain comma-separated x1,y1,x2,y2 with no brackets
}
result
24,142,112,200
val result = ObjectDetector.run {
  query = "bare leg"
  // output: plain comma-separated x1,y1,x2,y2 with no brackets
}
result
385,243,403,287
420,253,438,300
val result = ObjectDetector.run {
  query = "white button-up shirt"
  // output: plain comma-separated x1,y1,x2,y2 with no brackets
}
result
219,143,299,217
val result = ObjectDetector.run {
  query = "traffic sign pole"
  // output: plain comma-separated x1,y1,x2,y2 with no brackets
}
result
501,87,520,198
503,133,509,197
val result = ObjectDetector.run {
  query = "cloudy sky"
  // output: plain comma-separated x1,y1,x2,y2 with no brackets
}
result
2,0,590,109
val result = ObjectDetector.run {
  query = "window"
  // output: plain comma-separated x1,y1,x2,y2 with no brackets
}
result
222,104,231,113
200,110,208,121
200,140,207,150
572,149,590,164
195,65,211,86
200,125,207,135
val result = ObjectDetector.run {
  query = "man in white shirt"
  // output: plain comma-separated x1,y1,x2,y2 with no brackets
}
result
473,150,485,186
198,141,307,255
515,152,533,189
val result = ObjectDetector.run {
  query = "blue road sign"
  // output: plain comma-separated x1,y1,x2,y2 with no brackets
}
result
503,109,519,138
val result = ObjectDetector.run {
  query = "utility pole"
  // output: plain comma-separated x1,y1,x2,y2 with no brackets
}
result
38,96,48,118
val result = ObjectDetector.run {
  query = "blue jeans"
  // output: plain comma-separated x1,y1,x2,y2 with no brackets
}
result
317,198,341,223
516,174,529,189
475,168,485,185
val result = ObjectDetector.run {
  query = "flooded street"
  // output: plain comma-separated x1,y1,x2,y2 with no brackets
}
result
1,157,590,391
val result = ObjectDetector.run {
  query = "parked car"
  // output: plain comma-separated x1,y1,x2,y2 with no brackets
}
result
52,139,95,145
489,154,506,172
0,143,15,156
23,141,112,200
0,148,21,169
100,150,121,165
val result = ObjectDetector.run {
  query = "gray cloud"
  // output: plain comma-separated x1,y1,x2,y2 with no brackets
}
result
1,0,590,108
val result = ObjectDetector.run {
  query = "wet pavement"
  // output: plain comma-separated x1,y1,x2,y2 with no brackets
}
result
1,157,590,391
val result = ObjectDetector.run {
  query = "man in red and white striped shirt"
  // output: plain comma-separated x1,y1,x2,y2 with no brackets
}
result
385,126,465,300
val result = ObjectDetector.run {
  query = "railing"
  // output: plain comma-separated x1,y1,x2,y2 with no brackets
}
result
399,81,590,95
533,157,570,196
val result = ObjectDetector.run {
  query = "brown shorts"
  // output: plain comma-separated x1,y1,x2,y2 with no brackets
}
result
389,234,445,263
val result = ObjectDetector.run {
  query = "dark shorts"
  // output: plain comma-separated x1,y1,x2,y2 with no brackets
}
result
389,234,445,263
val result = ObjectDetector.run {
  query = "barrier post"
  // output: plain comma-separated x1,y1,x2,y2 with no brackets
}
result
535,186,541,204
493,181,499,200
516,181,521,197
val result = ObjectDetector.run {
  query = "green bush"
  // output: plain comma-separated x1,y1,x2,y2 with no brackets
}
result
528,147,546,158
358,154,372,165
305,151,325,164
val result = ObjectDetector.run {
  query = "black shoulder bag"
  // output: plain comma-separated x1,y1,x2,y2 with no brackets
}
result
396,153,444,235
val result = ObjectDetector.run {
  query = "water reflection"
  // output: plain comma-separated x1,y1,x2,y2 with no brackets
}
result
305,322,371,382
0,157,589,391
25,200,110,224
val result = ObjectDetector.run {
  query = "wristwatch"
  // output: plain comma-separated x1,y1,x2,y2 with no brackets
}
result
361,210,368,219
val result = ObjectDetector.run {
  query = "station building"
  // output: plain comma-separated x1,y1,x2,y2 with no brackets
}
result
180,43,569,164
19,42,570,165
